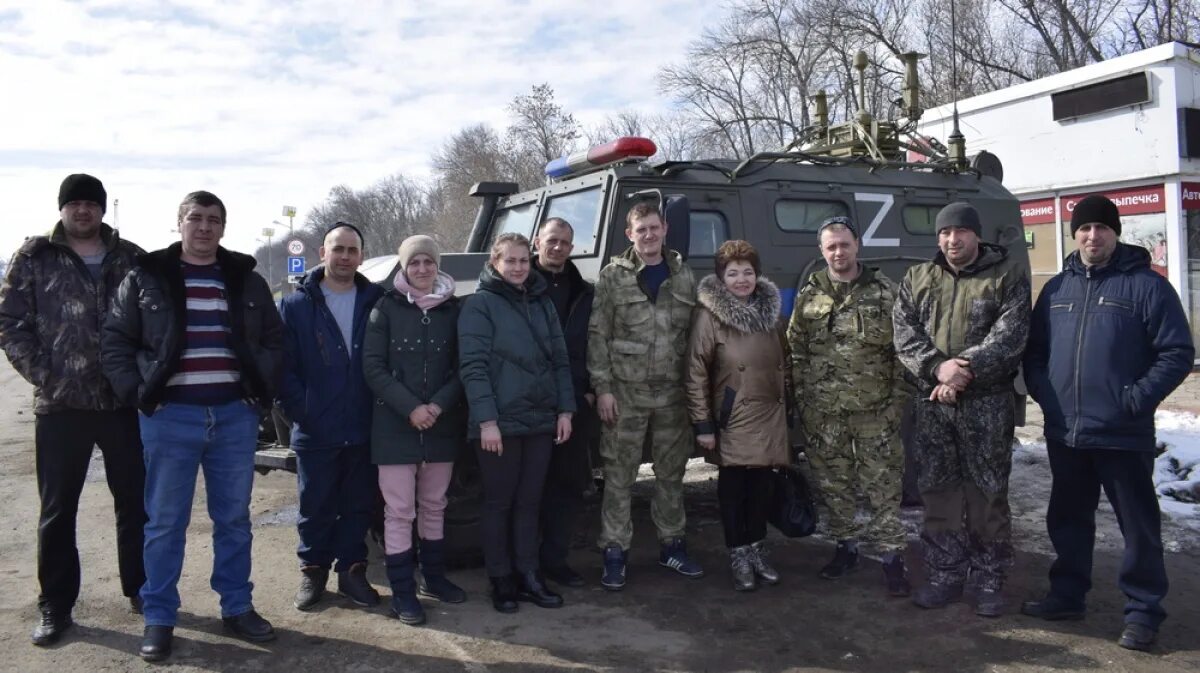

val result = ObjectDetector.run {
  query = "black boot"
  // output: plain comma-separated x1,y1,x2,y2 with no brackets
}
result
516,570,564,608
490,575,519,614
139,625,173,662
385,551,426,625
819,540,859,579
416,538,466,604
30,608,72,646
912,531,968,609
294,565,328,611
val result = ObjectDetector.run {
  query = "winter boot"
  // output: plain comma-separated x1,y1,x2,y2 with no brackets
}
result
976,588,1006,617
1020,594,1086,621
748,540,780,585
1118,623,1157,651
601,543,627,591
912,581,964,609
516,570,564,608
293,565,328,611
385,551,425,625
881,553,911,597
819,540,859,579
416,538,466,604
659,538,705,578
913,531,967,608
338,561,381,607
490,575,519,614
729,546,756,592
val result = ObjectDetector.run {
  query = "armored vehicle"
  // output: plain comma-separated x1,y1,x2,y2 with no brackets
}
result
257,52,1030,563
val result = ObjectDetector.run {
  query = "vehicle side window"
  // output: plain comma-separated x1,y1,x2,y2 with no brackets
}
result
689,211,730,257
542,186,602,256
489,201,537,247
775,200,849,232
903,204,947,235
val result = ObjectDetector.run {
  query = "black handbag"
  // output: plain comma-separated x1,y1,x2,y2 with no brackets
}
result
767,465,818,538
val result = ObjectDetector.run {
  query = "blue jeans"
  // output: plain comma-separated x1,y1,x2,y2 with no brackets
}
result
138,401,260,627
294,445,375,571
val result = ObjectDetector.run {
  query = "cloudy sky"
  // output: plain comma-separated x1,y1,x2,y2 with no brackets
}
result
0,0,725,259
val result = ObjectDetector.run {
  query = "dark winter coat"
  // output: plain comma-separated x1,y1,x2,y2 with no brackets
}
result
277,267,383,450
101,243,284,415
1024,243,1194,451
894,241,1031,397
685,275,790,467
363,289,465,464
533,256,595,406
458,263,575,439
0,222,143,413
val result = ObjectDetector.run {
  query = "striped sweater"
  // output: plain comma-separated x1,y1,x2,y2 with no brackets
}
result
163,262,242,405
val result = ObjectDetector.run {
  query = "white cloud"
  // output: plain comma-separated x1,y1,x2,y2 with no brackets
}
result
0,0,726,257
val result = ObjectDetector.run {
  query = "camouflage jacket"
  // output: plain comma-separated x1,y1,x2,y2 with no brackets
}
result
0,222,143,413
587,247,696,395
787,265,904,415
893,242,1031,396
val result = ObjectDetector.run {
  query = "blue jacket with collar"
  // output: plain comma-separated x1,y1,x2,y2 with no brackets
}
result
277,267,384,449
1024,243,1193,451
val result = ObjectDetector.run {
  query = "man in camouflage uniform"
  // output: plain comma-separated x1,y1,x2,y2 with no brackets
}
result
787,216,910,596
0,174,146,646
893,202,1030,617
589,201,702,590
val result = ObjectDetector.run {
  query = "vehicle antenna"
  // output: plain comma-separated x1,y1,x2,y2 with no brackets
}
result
947,0,967,168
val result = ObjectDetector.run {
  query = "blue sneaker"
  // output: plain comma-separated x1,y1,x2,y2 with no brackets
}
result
659,538,705,578
601,544,627,591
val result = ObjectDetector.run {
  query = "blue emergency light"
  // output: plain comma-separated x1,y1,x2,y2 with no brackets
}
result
544,137,658,179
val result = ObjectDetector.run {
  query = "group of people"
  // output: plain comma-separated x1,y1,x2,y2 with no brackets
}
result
0,174,1190,663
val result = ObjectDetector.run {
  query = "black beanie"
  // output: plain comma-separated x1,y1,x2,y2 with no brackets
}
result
58,174,107,213
1069,194,1121,236
935,202,982,236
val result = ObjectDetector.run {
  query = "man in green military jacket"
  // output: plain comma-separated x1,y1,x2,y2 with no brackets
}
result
788,216,910,597
588,202,702,590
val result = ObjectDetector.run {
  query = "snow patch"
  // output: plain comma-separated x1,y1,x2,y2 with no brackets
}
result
1153,411,1200,528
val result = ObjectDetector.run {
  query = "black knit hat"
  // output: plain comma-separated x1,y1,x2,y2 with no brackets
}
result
935,202,981,236
816,215,858,240
1069,194,1121,236
58,173,107,213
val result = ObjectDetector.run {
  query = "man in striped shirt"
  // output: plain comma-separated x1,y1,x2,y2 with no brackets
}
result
102,191,283,663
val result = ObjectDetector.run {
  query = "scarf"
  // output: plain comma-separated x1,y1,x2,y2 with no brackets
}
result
394,269,455,310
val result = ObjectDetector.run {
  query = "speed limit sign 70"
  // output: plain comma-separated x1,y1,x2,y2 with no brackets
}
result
287,240,304,256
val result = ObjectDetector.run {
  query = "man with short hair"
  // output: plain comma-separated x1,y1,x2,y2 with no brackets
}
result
532,217,595,587
0,174,145,646
787,216,910,596
893,202,1030,617
1021,194,1193,651
589,202,702,590
102,191,284,662
278,223,384,611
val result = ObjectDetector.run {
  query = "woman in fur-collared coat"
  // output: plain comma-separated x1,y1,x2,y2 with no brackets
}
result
685,240,790,592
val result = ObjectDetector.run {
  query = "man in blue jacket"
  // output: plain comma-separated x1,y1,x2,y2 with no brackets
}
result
1022,195,1193,651
278,223,384,611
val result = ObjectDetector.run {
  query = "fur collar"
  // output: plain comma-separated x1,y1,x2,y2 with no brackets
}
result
697,274,781,334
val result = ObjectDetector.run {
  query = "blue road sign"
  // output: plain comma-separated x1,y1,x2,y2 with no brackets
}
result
288,256,306,274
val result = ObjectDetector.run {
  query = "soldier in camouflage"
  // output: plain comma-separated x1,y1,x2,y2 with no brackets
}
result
893,202,1030,618
0,174,146,646
588,201,702,590
787,217,910,597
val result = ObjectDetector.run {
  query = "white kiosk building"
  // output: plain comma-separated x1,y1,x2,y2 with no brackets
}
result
917,41,1200,346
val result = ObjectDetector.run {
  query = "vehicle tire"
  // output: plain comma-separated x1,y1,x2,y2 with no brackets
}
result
442,449,485,569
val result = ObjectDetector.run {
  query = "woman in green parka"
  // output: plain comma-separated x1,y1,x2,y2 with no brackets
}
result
363,235,466,626
458,232,576,614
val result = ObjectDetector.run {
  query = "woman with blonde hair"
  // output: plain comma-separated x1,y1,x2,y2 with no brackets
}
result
458,232,575,613
685,239,790,591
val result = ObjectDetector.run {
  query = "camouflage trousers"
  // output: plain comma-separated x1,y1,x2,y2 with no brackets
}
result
911,391,1015,590
801,406,906,552
598,382,691,550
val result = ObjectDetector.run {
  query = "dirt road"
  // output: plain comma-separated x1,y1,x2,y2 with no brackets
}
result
0,359,1197,672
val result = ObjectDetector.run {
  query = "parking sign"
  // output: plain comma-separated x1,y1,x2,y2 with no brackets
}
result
288,256,306,274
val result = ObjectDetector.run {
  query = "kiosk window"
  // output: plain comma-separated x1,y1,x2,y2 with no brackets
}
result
542,187,602,255
689,211,729,256
775,200,849,232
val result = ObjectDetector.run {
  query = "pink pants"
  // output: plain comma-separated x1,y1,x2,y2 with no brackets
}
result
378,462,454,555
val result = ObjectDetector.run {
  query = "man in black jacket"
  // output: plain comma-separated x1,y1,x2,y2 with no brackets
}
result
0,174,145,646
102,191,284,662
1022,194,1194,651
532,217,595,587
